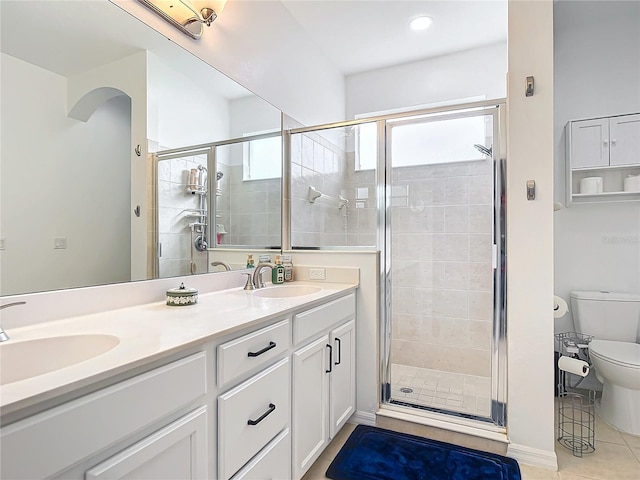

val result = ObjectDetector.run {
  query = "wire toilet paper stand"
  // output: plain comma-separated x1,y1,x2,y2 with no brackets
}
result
555,332,596,457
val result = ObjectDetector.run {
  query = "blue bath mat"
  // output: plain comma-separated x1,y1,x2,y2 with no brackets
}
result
326,425,521,480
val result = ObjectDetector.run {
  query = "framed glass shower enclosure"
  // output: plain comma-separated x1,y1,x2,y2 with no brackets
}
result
379,102,507,428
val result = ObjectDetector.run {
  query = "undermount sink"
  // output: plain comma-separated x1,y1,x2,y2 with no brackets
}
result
253,285,322,299
0,334,120,386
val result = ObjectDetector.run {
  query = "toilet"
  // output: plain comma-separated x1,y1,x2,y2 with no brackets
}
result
570,291,640,435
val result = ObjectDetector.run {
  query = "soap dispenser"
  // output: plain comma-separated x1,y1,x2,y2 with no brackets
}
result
272,255,285,284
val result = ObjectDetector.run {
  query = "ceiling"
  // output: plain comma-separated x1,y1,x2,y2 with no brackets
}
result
281,0,508,75
0,0,508,95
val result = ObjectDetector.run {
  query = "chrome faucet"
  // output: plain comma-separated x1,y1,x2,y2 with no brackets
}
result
0,301,26,342
210,261,232,271
252,263,275,289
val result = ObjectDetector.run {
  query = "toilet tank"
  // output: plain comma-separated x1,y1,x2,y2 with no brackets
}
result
570,291,640,342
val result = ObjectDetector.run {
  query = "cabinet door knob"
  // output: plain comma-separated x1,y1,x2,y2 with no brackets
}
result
603,140,608,146
611,139,617,145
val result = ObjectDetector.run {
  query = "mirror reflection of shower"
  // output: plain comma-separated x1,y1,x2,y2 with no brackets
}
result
189,165,208,276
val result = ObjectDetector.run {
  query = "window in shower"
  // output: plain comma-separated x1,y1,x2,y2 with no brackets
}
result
242,133,282,181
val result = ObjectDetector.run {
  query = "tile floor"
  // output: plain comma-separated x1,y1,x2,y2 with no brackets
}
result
390,363,492,417
302,410,640,480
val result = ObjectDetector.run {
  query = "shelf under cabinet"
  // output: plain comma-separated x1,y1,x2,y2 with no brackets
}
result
572,165,640,173
573,191,640,198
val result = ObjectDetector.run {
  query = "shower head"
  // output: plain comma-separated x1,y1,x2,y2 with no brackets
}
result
474,144,492,157
216,171,223,180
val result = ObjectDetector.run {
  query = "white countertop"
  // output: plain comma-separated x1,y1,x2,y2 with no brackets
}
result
0,281,357,418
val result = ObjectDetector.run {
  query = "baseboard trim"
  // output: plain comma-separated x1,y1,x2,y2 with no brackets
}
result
350,410,376,426
507,443,558,470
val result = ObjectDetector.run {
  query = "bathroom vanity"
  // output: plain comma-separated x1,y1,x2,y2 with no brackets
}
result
0,281,357,480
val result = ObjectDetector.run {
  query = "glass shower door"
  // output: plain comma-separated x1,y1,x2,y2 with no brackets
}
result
384,107,505,424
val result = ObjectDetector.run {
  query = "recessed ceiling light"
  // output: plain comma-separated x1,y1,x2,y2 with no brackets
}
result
410,16,432,31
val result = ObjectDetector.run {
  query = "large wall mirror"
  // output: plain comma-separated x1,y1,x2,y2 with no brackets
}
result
0,0,282,296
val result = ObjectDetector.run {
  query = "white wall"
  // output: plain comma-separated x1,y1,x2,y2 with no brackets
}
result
67,50,149,281
147,52,231,148
111,0,345,127
553,0,640,333
229,95,282,138
506,0,557,469
346,42,507,118
0,53,131,295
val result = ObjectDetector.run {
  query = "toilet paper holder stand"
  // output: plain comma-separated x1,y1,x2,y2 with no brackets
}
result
555,331,596,457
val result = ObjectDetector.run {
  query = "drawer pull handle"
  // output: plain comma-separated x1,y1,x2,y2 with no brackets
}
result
326,344,333,373
335,338,342,365
248,403,276,425
248,341,276,357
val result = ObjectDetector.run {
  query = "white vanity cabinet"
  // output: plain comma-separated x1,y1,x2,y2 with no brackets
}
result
0,285,359,480
84,406,208,480
292,294,356,480
566,113,640,204
216,318,292,480
1,352,208,480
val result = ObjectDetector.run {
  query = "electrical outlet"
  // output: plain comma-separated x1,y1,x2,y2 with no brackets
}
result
309,268,325,280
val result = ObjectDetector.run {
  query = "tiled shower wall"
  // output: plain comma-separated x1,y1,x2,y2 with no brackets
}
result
390,159,494,378
155,153,208,278
215,141,281,247
222,165,281,247
290,130,377,248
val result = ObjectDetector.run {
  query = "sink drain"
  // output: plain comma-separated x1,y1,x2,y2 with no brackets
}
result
400,387,413,394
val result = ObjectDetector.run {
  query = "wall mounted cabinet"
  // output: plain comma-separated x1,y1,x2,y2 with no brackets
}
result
566,113,640,205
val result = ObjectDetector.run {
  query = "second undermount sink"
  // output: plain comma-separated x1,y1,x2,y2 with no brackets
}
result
253,285,322,299
0,334,120,386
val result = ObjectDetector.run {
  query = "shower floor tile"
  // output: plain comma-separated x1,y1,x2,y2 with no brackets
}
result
390,364,492,417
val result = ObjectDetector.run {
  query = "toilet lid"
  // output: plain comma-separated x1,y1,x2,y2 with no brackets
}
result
589,339,640,367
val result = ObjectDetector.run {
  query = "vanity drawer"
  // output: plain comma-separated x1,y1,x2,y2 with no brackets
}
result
1,352,207,480
217,319,290,387
218,357,290,480
230,428,291,480
293,293,356,345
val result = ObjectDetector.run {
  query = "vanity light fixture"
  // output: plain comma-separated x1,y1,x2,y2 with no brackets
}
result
409,16,433,31
137,0,227,40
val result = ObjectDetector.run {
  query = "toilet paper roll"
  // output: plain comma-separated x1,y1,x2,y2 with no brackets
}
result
554,295,568,318
558,356,590,377
579,176,603,194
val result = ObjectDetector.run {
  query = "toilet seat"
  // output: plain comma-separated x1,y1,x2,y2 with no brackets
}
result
589,339,640,368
